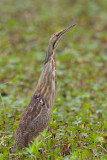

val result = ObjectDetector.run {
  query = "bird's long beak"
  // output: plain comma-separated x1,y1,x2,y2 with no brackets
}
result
57,24,76,39
54,24,76,49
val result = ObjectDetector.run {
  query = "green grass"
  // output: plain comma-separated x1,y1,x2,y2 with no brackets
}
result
0,0,107,159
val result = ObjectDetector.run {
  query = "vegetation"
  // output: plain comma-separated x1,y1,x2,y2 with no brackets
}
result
0,0,107,159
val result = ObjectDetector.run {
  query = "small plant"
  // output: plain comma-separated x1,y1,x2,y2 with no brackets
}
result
0,0,107,159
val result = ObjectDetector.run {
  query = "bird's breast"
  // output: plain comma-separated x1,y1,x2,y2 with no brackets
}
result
36,54,56,109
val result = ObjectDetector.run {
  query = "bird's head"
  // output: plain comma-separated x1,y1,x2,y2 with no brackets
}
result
45,24,76,64
50,24,76,49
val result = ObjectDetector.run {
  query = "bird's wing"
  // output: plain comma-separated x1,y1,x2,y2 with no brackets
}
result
17,93,45,133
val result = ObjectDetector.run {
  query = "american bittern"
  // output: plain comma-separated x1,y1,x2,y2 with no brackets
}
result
12,24,76,152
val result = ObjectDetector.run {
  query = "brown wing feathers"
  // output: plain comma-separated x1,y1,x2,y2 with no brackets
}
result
12,93,48,151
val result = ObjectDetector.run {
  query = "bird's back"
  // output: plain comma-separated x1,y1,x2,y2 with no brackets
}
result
13,92,51,151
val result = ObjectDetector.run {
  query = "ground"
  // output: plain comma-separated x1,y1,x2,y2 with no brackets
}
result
0,0,107,159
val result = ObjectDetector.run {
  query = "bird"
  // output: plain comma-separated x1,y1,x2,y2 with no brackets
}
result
12,24,76,152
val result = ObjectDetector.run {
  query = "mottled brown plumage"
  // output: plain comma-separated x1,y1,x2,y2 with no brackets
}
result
12,24,76,152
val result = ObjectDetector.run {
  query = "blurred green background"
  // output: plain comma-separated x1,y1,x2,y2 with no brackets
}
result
0,0,107,159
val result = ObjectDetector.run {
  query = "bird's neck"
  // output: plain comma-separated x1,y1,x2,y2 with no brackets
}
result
44,42,54,64
35,51,56,109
